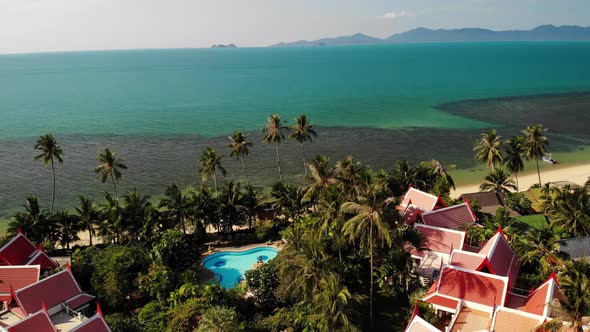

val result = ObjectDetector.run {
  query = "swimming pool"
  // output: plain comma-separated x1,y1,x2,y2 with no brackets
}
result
202,246,279,288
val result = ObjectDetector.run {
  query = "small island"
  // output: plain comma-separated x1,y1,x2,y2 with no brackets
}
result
211,43,237,48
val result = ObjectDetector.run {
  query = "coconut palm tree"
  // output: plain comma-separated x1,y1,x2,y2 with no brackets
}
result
504,136,526,190
228,131,253,185
474,129,503,169
75,195,101,246
334,156,365,200
304,155,336,202
34,133,64,215
305,273,362,332
95,148,128,200
198,147,226,194
479,168,517,195
159,183,192,234
262,114,287,182
8,196,50,243
543,260,590,331
197,306,239,332
289,114,318,176
514,221,568,275
341,178,394,329
53,209,80,250
522,124,549,186
430,159,456,191
120,188,153,242
547,186,590,237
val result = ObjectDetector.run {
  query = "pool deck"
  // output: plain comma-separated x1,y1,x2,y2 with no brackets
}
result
201,241,283,256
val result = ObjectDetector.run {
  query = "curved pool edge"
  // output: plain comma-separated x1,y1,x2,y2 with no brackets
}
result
201,245,280,266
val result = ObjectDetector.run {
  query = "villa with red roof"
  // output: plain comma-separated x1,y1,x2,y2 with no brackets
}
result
421,201,477,230
0,232,59,271
0,304,111,332
0,266,40,306
408,224,466,283
398,187,446,224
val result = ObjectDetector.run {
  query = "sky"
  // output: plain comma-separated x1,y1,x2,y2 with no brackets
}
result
1,0,589,54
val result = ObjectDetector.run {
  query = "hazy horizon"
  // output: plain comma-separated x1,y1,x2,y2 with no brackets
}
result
1,0,590,54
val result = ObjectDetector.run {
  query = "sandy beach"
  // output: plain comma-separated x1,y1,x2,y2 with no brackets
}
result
452,162,590,198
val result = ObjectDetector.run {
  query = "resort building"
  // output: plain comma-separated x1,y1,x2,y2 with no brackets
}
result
421,202,477,230
0,232,59,271
398,187,446,224
0,232,111,332
408,224,466,284
413,223,568,332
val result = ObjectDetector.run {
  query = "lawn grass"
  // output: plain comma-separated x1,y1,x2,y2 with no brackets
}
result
513,214,548,231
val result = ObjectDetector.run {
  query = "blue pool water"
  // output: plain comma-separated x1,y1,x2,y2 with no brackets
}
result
202,247,279,288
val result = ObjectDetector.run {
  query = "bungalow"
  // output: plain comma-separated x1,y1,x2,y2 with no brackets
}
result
0,266,40,309
0,304,111,332
409,224,466,283
0,232,59,271
421,202,477,230
398,187,446,224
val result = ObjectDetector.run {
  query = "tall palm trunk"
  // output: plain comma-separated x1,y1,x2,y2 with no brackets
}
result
50,156,56,215
180,215,186,234
241,157,249,185
536,160,542,186
300,143,308,176
515,172,519,191
88,227,93,246
275,142,283,182
369,219,374,329
111,172,118,200
213,169,218,194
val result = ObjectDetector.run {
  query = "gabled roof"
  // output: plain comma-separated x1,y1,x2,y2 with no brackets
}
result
7,309,56,332
524,272,564,317
490,306,545,332
0,233,37,266
13,268,93,316
449,250,488,271
25,250,59,271
421,202,477,230
478,230,520,287
0,266,40,301
423,265,509,309
415,224,465,254
405,314,442,332
69,313,112,332
400,187,445,212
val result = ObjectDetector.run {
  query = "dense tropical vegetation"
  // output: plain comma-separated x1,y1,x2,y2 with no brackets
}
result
4,120,589,331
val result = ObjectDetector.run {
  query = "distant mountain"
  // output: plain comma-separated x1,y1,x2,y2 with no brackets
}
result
211,43,237,48
270,33,383,47
270,25,590,47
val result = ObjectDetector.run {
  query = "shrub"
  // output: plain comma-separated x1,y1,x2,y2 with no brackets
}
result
105,313,142,332
505,192,532,214
138,302,169,332
152,229,198,272
245,260,279,313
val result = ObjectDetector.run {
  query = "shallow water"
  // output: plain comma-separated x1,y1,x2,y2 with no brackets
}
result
1,43,590,217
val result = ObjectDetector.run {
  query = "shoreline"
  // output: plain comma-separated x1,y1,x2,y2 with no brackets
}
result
451,162,590,198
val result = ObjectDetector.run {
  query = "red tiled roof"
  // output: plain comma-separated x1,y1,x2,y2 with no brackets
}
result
14,268,83,315
424,294,459,310
0,266,40,301
491,306,545,332
478,231,520,285
26,251,59,271
421,203,477,230
505,292,529,309
449,251,487,271
405,314,442,332
424,265,508,308
7,309,56,332
0,234,37,266
69,314,111,332
524,273,561,317
415,224,465,254
400,188,443,212
66,293,95,310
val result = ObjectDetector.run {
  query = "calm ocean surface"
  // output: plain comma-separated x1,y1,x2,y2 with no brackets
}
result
1,42,590,217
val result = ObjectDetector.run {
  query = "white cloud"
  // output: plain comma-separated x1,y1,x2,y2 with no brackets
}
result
383,10,414,20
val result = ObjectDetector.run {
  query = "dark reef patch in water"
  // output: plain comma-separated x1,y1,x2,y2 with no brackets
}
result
2,92,590,218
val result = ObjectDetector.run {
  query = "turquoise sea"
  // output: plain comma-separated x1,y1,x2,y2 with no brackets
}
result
1,42,590,218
